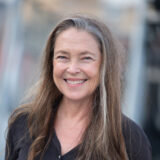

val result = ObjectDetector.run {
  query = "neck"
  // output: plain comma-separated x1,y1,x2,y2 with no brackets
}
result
57,97,92,123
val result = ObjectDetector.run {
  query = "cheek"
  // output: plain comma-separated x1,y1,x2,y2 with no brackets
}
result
85,64,100,88
53,61,66,78
85,62,101,77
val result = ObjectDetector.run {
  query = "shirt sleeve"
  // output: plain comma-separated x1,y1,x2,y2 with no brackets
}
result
122,115,152,160
5,114,28,160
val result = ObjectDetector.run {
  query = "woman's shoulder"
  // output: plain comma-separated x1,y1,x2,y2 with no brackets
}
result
7,110,29,146
9,112,28,131
8,104,31,134
5,108,30,159
122,114,152,160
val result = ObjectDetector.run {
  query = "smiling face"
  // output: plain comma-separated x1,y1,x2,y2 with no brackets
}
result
53,27,101,102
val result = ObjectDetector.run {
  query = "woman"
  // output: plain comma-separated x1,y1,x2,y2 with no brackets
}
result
5,15,152,160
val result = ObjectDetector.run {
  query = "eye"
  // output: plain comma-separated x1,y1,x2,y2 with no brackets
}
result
56,56,68,59
82,57,93,60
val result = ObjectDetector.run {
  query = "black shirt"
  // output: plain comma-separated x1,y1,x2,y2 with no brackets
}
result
5,114,152,160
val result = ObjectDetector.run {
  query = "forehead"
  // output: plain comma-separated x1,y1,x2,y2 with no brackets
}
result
54,27,100,53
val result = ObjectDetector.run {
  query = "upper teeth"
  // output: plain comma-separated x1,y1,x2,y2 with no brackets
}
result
66,80,85,84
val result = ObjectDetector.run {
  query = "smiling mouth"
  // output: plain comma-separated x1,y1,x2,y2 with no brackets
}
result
64,79,87,85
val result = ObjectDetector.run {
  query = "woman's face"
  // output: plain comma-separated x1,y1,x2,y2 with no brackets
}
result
53,27,101,102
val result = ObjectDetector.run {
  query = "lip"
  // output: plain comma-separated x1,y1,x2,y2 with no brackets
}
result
64,78,87,81
64,78,87,87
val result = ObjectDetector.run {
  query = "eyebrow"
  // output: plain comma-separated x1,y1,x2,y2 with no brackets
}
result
54,50,68,56
54,50,96,56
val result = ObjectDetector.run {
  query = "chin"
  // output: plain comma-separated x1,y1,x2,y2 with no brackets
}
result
63,94,91,102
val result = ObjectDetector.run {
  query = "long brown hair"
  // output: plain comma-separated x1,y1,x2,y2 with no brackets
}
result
6,15,128,160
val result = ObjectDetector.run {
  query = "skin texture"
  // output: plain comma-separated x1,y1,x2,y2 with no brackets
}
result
53,28,101,103
53,28,102,155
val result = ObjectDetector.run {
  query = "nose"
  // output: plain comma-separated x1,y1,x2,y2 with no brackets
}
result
67,61,80,74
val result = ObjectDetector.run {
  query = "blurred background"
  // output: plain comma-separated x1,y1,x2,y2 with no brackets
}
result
0,0,160,159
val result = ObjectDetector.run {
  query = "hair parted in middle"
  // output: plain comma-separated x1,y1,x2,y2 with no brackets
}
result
6,15,128,160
